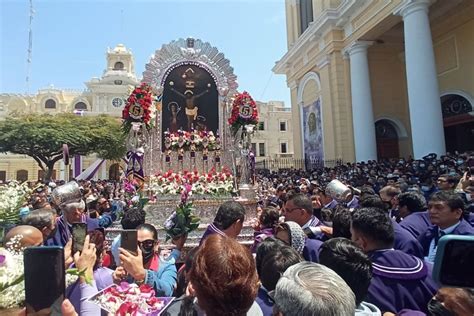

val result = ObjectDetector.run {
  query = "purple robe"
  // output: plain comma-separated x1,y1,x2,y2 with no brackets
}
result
255,286,273,316
418,219,474,257
392,219,424,258
325,199,338,209
366,249,438,314
303,238,323,263
346,195,360,209
400,212,432,240
251,228,274,253
45,215,99,247
199,223,226,245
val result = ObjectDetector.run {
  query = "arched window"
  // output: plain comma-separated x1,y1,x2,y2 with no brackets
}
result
16,170,28,182
45,99,56,109
74,102,87,110
113,61,124,70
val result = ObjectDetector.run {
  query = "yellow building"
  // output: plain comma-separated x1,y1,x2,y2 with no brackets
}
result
274,0,474,163
0,44,138,182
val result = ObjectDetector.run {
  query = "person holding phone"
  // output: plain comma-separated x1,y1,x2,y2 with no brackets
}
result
67,230,115,313
66,235,101,315
119,224,184,297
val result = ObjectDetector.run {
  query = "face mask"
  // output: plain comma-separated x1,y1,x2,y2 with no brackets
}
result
427,297,454,316
420,163,426,168
140,242,155,264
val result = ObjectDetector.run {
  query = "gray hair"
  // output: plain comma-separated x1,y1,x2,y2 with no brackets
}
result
22,208,56,230
273,262,355,316
61,200,85,213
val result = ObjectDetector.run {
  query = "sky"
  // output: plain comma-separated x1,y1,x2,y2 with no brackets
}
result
0,0,291,107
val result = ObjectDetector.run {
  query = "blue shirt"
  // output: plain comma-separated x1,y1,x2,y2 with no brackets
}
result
425,221,461,263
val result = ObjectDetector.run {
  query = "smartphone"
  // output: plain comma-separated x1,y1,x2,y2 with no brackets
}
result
72,223,87,254
433,235,474,288
24,246,65,315
121,229,138,255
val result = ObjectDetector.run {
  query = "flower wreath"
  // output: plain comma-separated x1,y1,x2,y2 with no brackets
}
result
228,91,259,136
122,83,157,133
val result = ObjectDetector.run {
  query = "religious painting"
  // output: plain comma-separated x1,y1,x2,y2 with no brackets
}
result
162,64,218,150
302,98,324,161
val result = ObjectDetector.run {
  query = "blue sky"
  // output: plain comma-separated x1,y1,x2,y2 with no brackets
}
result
0,0,291,107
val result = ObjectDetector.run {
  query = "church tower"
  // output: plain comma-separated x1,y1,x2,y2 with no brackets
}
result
85,44,138,116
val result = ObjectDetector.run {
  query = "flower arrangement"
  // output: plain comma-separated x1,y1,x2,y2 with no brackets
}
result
122,178,149,210
148,167,234,196
0,181,32,225
163,129,220,151
122,83,157,134
228,91,259,136
87,282,174,315
163,184,200,241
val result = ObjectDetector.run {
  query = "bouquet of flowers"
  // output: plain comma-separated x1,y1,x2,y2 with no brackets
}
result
228,91,259,137
149,168,234,196
122,83,157,134
87,282,174,315
0,181,32,225
122,178,149,210
163,184,200,241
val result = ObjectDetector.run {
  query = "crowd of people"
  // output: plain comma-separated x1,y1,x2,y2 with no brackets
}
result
1,151,474,315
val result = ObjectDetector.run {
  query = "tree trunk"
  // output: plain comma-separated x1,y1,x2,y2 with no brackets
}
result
44,162,56,182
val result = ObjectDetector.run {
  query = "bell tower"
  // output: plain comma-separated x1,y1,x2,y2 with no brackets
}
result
105,44,135,78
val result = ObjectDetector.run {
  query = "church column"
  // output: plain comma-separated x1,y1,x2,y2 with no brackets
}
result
344,41,377,162
395,0,445,158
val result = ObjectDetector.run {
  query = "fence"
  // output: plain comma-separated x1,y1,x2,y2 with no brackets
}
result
255,158,344,171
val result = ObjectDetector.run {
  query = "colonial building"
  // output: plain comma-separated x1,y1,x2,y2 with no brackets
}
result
274,0,474,163
0,44,138,182
252,101,294,161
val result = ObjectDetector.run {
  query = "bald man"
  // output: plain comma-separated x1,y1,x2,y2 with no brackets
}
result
4,225,43,250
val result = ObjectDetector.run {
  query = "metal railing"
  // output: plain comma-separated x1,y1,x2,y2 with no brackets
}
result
255,157,344,171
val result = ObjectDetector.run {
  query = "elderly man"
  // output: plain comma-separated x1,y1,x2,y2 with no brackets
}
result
21,208,57,242
272,261,356,316
45,199,99,247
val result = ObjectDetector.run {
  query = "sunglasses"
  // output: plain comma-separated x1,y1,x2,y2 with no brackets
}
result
137,239,155,249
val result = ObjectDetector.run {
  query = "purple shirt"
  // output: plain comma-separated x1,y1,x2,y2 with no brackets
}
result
366,249,438,314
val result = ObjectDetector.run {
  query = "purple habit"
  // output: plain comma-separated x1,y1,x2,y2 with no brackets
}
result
366,249,438,314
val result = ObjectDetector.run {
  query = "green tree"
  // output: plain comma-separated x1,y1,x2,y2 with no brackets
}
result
0,113,127,181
